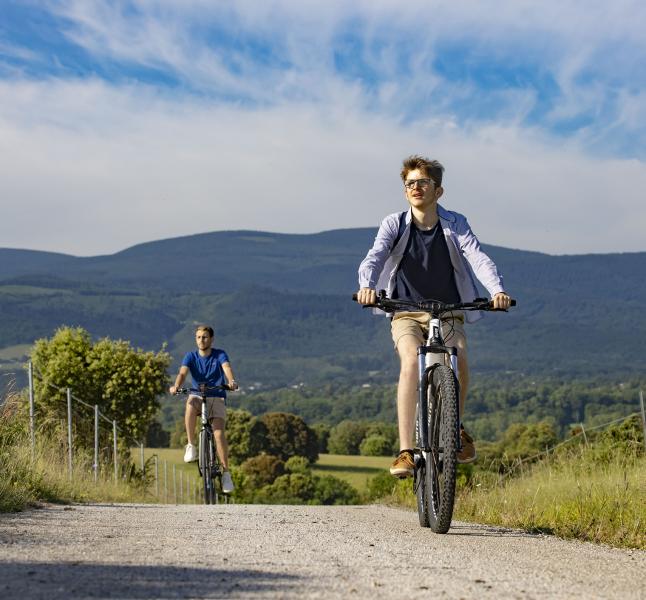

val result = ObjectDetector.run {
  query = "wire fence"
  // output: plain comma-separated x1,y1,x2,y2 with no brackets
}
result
26,361,230,505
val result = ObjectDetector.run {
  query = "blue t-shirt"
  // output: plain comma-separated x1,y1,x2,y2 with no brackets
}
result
181,348,230,398
392,221,461,304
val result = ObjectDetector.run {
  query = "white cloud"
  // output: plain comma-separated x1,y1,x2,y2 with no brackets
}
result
0,78,644,256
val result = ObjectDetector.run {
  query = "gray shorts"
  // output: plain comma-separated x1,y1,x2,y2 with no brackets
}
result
187,395,226,422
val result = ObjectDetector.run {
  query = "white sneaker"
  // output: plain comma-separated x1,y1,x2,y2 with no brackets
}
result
221,471,234,494
184,443,197,463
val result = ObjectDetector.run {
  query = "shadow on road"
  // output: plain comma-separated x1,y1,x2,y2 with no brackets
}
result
0,561,301,599
448,523,546,538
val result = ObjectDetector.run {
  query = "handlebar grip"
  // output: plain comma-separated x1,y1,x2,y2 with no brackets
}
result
510,299,517,307
352,293,358,302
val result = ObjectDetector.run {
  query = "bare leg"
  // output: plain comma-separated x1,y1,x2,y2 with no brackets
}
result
457,348,469,419
212,418,229,470
396,335,420,451
184,401,198,445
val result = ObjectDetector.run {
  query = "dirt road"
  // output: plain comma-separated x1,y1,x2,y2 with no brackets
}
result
0,503,643,599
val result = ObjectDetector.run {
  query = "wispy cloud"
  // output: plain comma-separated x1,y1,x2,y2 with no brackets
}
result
0,1,644,255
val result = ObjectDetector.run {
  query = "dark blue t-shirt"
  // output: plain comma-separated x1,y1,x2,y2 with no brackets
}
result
181,348,230,398
392,221,461,304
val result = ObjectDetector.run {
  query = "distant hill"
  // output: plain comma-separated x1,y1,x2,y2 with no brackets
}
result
1,229,645,392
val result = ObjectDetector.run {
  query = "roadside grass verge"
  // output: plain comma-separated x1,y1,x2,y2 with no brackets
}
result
1,393,153,512
369,446,645,549
455,451,645,549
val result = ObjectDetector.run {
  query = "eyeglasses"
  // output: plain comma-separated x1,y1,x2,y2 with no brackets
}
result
404,178,432,190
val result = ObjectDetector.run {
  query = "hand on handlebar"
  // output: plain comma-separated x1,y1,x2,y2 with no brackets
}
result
492,292,512,310
355,288,377,305
169,385,178,395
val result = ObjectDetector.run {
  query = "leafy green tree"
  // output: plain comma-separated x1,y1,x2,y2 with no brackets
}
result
311,423,330,453
327,420,368,455
359,434,392,457
226,409,268,464
259,412,318,463
30,326,170,448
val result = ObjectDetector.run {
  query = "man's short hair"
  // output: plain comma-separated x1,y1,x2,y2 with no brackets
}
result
400,155,445,187
195,324,214,338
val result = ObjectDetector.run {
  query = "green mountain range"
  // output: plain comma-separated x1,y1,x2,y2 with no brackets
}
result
1,229,644,396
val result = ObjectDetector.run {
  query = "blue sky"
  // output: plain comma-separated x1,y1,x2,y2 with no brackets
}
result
1,0,645,255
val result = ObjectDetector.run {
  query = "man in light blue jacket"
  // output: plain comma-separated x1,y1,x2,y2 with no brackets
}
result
356,155,511,477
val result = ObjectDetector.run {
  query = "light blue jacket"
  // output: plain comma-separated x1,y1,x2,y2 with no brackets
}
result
357,205,505,323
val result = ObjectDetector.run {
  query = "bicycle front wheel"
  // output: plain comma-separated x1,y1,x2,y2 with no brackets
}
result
199,429,216,505
426,365,459,533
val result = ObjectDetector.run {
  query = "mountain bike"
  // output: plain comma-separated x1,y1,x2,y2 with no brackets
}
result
174,384,233,504
354,292,515,533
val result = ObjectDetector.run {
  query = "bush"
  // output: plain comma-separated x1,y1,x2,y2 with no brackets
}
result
285,456,309,474
360,434,392,457
240,454,285,488
255,473,316,504
313,475,360,505
366,471,396,500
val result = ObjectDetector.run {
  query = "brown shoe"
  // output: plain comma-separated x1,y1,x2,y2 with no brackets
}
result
390,449,415,478
457,428,476,464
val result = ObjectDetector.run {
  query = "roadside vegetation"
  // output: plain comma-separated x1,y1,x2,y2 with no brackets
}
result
367,417,645,549
0,391,152,512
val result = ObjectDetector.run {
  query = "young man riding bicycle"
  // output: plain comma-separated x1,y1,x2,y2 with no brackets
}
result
356,155,511,477
169,325,238,493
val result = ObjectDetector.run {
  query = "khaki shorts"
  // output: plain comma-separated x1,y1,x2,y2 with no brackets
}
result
391,311,467,352
187,395,226,422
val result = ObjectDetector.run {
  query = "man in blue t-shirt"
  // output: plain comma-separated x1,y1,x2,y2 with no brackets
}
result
169,324,238,493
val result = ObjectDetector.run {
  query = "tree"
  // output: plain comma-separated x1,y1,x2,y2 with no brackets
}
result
360,434,392,456
311,423,330,453
259,412,319,463
226,409,268,464
327,420,368,455
30,326,170,448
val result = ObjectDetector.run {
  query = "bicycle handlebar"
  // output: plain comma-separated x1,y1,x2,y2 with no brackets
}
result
351,291,516,313
174,384,235,396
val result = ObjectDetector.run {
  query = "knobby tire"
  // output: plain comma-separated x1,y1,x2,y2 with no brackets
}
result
199,429,216,504
427,365,459,533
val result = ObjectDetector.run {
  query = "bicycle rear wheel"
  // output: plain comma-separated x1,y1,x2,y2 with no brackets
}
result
426,365,459,533
199,429,216,504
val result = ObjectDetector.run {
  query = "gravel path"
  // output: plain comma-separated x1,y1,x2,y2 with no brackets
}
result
0,503,644,599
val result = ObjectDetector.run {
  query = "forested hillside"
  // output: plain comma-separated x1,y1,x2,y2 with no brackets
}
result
1,228,644,395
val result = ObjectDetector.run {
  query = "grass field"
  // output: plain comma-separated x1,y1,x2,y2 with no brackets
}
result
311,454,390,491
136,449,390,493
